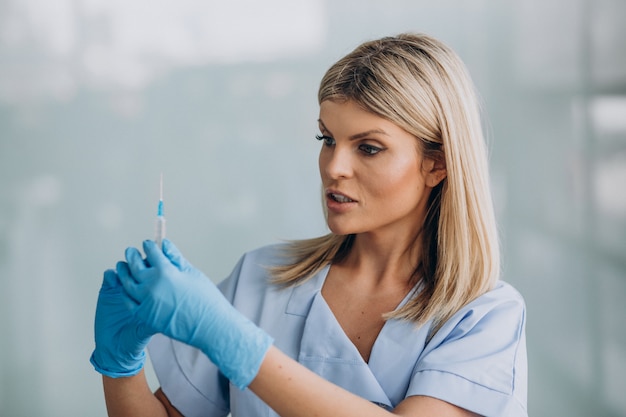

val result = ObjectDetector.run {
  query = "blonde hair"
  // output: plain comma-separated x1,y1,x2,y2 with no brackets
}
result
272,33,500,333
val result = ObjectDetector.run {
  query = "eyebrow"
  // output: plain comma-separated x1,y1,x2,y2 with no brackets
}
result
317,119,389,140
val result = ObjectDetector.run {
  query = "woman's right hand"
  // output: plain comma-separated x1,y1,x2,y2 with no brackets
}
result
90,268,152,378
118,239,273,390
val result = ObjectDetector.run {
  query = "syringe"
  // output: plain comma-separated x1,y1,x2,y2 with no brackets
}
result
155,173,166,248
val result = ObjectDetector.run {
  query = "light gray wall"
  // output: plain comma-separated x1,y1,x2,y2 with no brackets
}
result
0,1,624,416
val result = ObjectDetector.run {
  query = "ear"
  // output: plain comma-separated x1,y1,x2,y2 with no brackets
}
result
423,156,447,187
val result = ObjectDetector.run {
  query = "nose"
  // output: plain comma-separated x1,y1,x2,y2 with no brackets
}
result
319,145,353,180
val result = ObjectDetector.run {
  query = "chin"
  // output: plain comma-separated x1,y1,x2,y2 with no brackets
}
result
326,220,360,236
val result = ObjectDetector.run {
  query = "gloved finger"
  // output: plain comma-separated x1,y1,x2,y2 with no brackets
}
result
100,269,119,291
118,282,141,310
161,239,192,271
125,247,148,278
142,239,170,269
100,268,139,309
116,261,131,280
116,261,142,303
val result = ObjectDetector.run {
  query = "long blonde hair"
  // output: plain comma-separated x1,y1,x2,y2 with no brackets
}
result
272,33,500,333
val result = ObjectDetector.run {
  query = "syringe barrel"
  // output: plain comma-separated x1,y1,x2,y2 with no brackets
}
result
155,216,166,248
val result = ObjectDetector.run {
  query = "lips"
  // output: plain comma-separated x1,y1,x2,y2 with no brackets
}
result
326,189,357,203
330,193,354,203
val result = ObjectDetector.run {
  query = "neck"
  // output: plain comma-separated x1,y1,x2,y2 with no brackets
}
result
339,228,423,289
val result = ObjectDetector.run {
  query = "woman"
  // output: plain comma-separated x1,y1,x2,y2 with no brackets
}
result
91,33,527,416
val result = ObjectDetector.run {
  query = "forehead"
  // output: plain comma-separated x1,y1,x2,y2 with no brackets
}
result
319,100,389,130
318,100,413,139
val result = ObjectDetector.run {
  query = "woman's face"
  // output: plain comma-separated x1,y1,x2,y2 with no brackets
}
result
318,100,442,239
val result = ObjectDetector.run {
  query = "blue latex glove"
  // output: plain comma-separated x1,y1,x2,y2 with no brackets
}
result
90,268,152,377
117,239,273,390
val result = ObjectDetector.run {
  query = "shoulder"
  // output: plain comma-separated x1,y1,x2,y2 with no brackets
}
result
410,281,528,415
218,242,295,311
472,280,526,331
218,243,290,286
481,280,526,307
432,280,526,346
231,242,294,271
465,280,526,323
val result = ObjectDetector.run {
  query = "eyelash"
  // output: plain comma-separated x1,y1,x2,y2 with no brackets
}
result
315,134,383,156
315,134,334,146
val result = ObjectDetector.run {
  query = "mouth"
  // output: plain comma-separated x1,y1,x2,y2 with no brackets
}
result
327,190,357,203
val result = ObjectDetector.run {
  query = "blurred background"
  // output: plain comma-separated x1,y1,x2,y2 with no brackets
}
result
0,0,624,416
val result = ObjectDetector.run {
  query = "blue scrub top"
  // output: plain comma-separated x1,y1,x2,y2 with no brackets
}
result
148,244,528,417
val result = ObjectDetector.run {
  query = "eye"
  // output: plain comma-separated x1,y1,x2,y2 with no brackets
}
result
315,134,335,147
358,143,383,155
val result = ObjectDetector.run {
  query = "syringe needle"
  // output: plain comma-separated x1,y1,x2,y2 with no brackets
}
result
159,173,163,202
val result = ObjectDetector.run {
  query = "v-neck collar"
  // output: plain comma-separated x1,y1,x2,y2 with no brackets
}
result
284,264,429,407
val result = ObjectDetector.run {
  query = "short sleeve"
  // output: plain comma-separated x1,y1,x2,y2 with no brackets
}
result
148,335,230,417
407,282,528,417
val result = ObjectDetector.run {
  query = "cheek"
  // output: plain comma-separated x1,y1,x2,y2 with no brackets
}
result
370,158,423,198
317,149,326,175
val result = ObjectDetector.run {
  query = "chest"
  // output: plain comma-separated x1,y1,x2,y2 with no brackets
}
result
230,264,432,411
321,276,410,363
